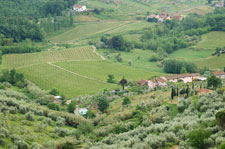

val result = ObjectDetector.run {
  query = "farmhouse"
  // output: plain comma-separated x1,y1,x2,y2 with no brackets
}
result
147,13,182,22
73,5,87,12
215,2,224,8
212,71,225,79
138,77,167,89
164,73,201,83
74,105,88,116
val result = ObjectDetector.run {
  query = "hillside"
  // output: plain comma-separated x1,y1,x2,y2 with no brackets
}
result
1,0,225,148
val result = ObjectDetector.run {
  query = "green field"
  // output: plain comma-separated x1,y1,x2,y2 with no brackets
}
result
3,46,158,98
192,31,225,50
2,46,100,69
17,63,117,98
98,48,164,73
54,60,154,82
49,21,130,43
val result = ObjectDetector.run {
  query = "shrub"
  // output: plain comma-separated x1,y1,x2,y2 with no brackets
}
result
54,127,69,137
0,128,9,137
149,54,161,62
97,97,109,113
187,128,211,149
9,107,17,114
77,122,94,134
56,117,65,127
15,140,29,149
26,112,35,121
122,97,131,106
219,142,225,149
31,142,43,149
47,103,60,111
11,134,22,143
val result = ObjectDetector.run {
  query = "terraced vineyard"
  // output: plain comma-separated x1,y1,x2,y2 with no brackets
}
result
2,46,100,69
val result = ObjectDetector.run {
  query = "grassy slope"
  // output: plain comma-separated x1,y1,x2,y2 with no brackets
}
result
168,31,225,70
54,60,154,82
98,49,164,73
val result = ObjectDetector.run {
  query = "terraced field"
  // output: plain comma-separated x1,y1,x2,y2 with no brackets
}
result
2,46,100,69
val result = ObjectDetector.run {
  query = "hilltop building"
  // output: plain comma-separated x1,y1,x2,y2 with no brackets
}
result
73,5,87,12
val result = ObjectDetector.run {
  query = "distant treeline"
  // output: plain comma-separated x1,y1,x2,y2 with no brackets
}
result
101,8,225,54
138,8,225,54
0,0,77,18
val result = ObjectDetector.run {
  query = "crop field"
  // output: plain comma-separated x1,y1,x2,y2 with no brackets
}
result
49,21,130,43
3,46,157,98
2,46,100,69
17,63,117,98
54,60,154,82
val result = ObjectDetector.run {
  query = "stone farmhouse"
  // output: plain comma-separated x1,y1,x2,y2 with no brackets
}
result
212,71,225,79
147,12,183,22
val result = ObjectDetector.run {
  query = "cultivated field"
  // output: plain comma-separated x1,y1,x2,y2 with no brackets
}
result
54,60,153,82
17,63,117,98
3,46,157,98
49,21,130,43
2,46,100,69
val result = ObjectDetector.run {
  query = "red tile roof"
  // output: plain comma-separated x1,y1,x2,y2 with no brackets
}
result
198,89,213,94
212,71,225,76
138,80,148,86
73,5,84,8
165,73,200,80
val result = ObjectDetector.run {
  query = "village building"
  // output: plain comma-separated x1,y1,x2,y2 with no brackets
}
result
215,2,224,8
147,13,182,23
164,73,201,83
51,96,62,104
212,71,225,79
73,5,87,12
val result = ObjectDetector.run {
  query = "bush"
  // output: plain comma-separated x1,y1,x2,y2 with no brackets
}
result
26,112,35,121
187,128,211,149
15,140,29,149
47,103,60,111
0,128,9,137
149,54,162,62
54,127,69,137
31,142,43,149
56,117,65,127
97,96,109,113
77,122,94,134
122,97,131,105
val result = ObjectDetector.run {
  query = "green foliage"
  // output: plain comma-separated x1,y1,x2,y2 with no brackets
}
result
25,112,35,121
49,88,59,96
122,97,131,105
217,87,225,95
149,54,162,62
219,142,225,149
47,103,60,111
107,74,116,83
67,101,76,113
216,110,225,127
97,96,109,113
187,128,211,149
207,75,222,89
0,69,26,87
180,67,187,74
101,35,134,52
163,59,197,74
77,122,94,134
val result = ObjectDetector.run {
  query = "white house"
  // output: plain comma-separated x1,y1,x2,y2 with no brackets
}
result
73,5,87,12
